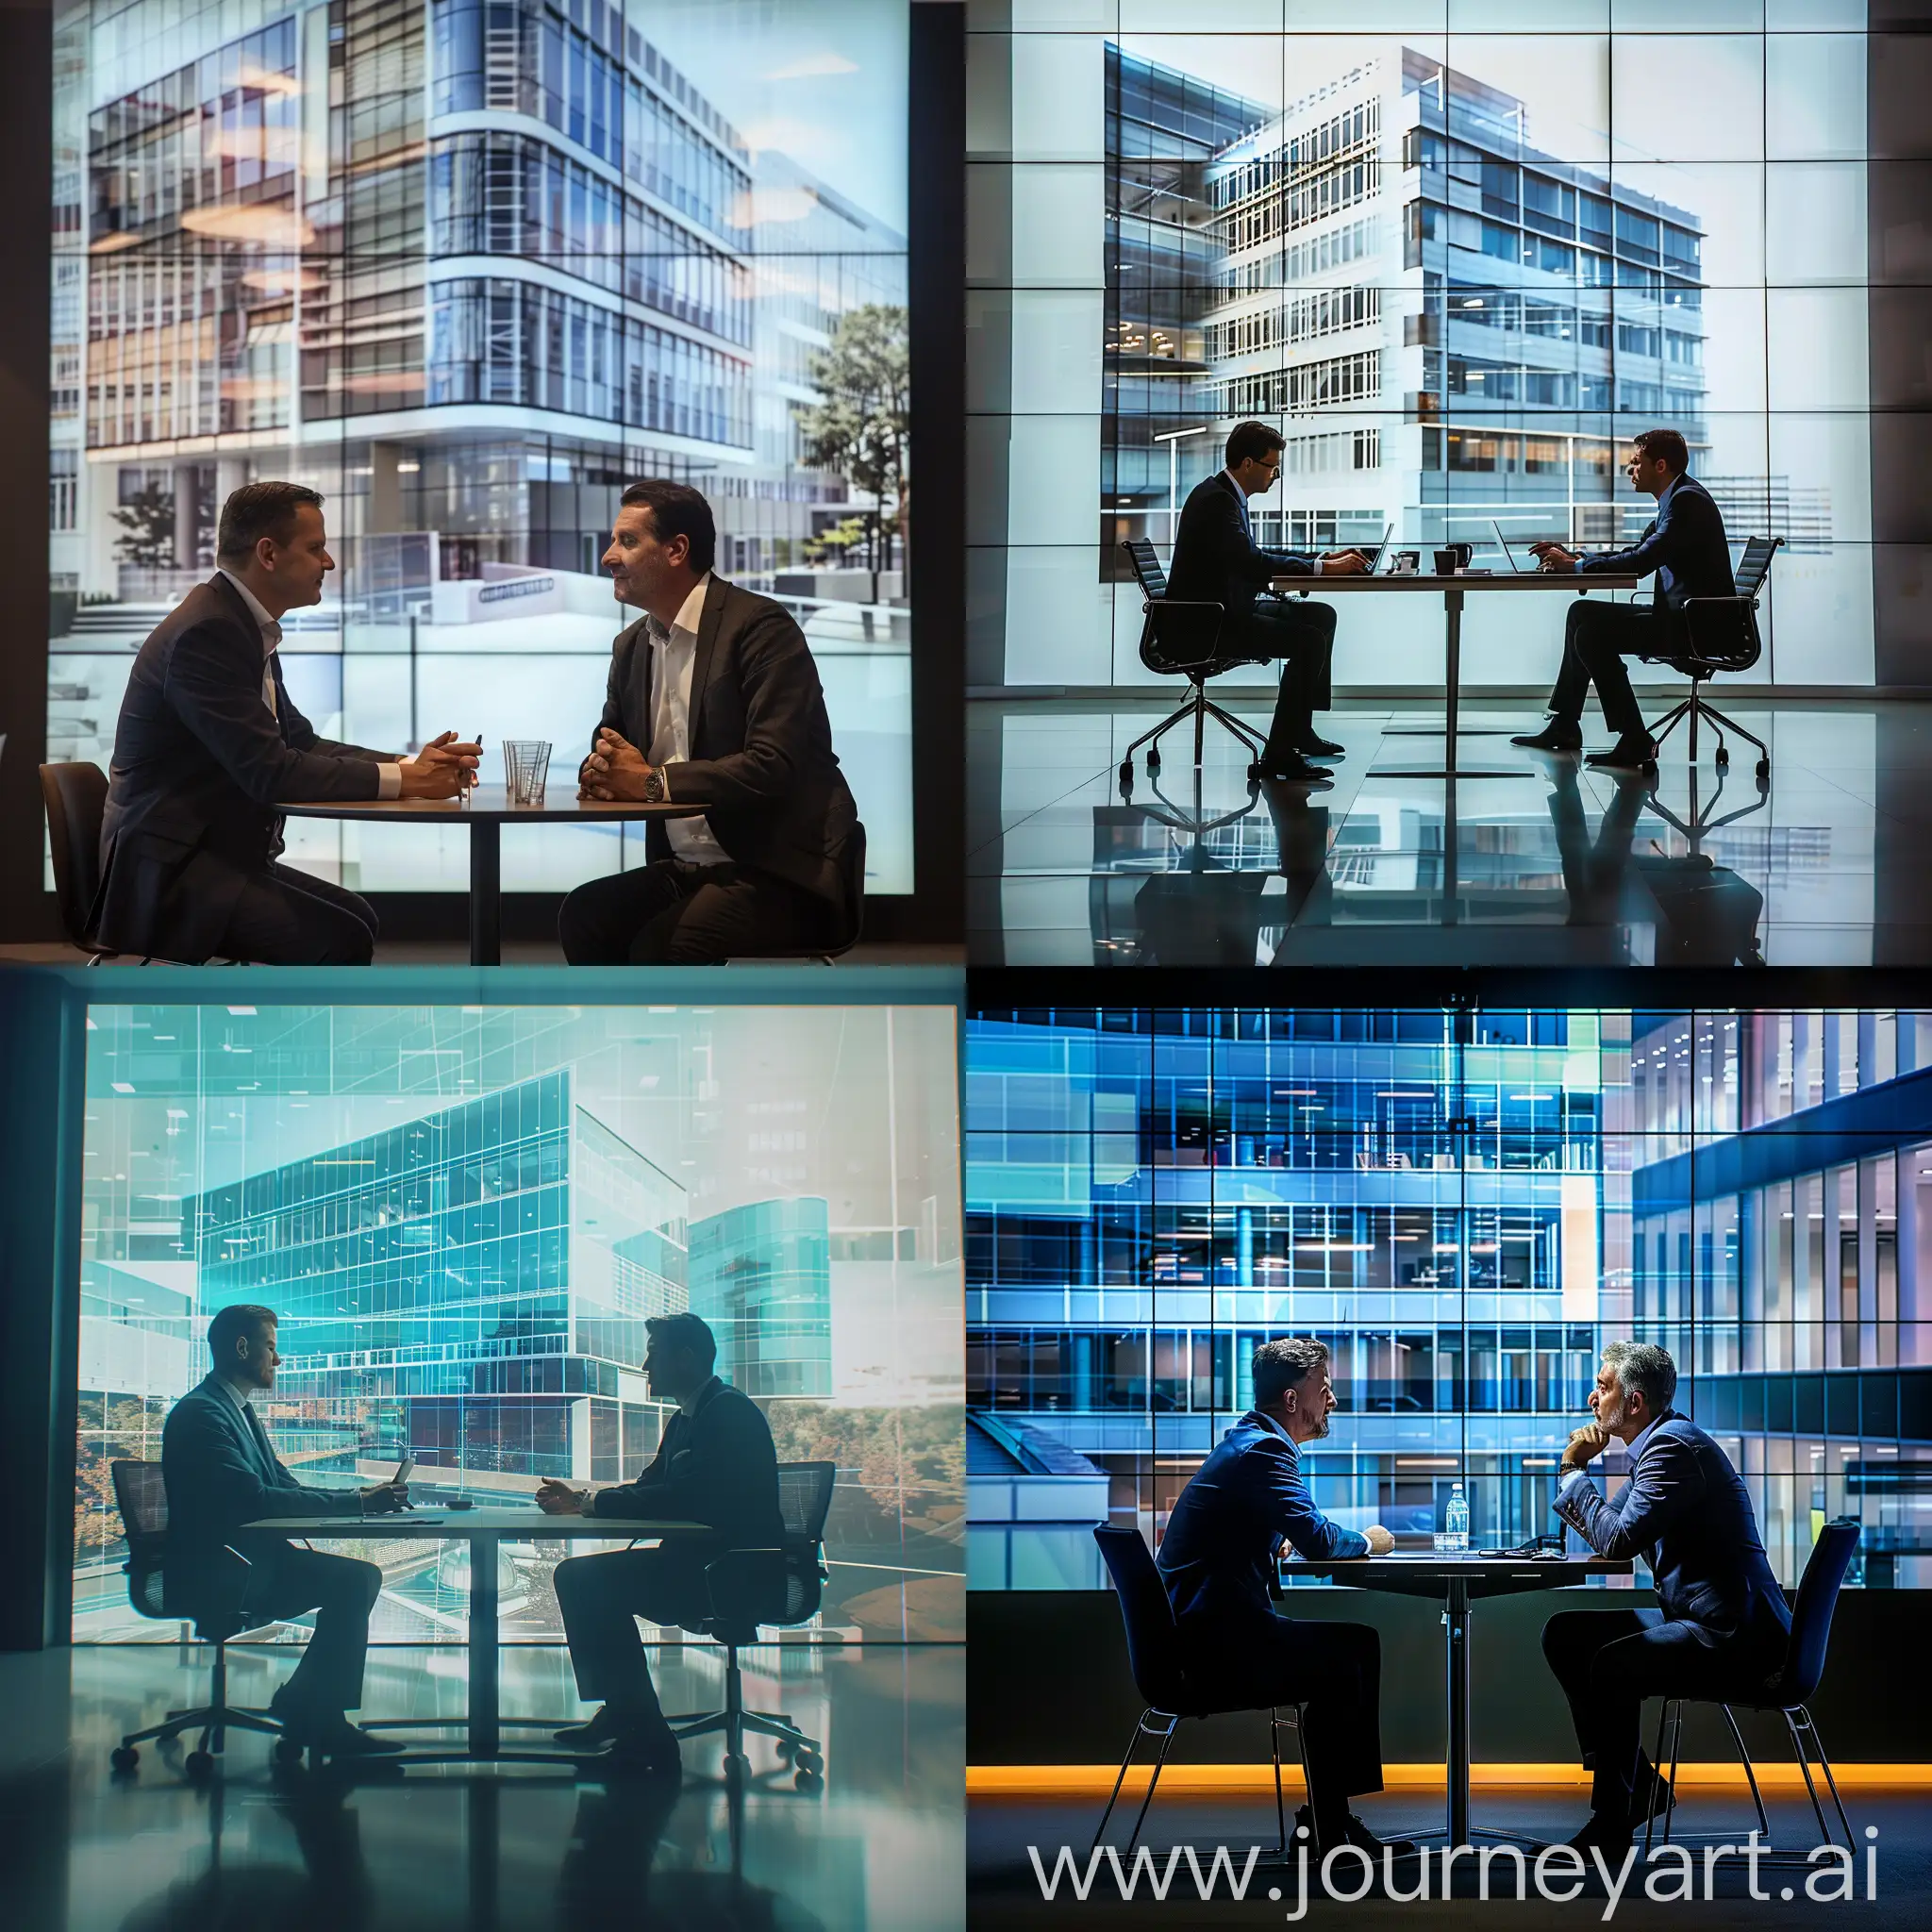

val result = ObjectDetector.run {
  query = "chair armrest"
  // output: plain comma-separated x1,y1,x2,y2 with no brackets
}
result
1144,597,1224,614
1681,594,1758,611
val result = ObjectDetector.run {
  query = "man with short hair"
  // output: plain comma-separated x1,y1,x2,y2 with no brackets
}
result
1541,1341,1791,1853
1163,421,1371,786
541,1311,784,1776
1513,428,1736,774
1156,1338,1409,1854
160,1303,412,1756
94,482,477,963
558,479,861,963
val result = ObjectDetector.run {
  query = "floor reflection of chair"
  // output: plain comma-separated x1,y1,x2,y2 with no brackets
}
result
1638,758,1771,965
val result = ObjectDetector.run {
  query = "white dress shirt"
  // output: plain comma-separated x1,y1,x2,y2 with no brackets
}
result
643,573,727,866
1557,1410,1663,1505
1224,470,1333,574
217,568,403,799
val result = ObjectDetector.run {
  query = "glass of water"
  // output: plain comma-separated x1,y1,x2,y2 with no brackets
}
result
503,739,553,808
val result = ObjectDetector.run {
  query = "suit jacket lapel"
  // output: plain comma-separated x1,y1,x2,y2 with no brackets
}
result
687,576,728,749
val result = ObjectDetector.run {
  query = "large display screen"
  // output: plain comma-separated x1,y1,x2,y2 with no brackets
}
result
75,999,962,1642
966,1004,1932,1592
48,0,913,892
969,4,1876,689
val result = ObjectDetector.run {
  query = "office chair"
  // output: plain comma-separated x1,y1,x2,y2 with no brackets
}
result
107,1459,292,1782
1117,541,1269,791
1091,1524,1310,1857
1643,1517,1860,1857
1641,535,1781,779
665,1460,837,1790
41,760,241,965
41,761,114,962
727,824,867,965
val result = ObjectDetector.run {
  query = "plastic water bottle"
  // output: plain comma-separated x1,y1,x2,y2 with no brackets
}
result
1445,1483,1470,1553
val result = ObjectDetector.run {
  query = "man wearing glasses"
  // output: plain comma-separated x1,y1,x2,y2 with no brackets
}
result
1164,420,1370,786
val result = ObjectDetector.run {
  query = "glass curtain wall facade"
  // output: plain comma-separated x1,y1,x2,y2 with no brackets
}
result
75,999,965,1644
964,1006,1932,1595
50,0,914,892
969,8,1875,690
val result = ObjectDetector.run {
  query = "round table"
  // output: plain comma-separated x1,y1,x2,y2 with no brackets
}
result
279,785,704,964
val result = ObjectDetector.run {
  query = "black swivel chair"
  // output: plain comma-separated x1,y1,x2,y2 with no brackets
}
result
666,1460,837,1790
1118,541,1268,791
1642,535,1782,779
729,824,867,965
1643,1517,1860,1857
41,761,114,962
107,1459,292,1782
1091,1524,1309,1857
41,760,240,964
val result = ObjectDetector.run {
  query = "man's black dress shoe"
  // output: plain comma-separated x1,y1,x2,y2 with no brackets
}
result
1257,751,1332,784
1584,733,1658,773
1511,721,1584,752
1296,734,1345,759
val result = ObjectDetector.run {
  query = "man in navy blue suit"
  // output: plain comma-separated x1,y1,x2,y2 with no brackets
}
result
1165,422,1370,786
1542,1341,1791,1852
1157,1338,1409,1855
161,1303,412,1756
1513,428,1736,773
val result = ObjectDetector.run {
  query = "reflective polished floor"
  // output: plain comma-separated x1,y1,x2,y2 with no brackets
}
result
0,1641,962,1932
969,697,1932,967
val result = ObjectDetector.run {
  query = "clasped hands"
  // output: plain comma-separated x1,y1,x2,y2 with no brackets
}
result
398,728,482,800
1560,1419,1612,1474
535,1477,592,1515
579,727,657,802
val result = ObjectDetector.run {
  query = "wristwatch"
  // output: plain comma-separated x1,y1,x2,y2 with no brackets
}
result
641,768,668,804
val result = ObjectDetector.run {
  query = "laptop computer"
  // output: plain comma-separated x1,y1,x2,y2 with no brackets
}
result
1491,519,1531,574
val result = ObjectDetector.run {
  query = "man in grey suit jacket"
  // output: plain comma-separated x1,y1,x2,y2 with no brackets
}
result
93,483,476,963
558,480,861,963
160,1303,412,1755
1542,1341,1791,1851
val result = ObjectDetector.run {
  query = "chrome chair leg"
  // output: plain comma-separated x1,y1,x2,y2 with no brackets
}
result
1789,1706,1856,1851
1124,1714,1180,1857
1644,1700,1674,1856
1093,1708,1172,1853
1694,701,1769,767
1782,1708,1835,1849
1719,1706,1770,1841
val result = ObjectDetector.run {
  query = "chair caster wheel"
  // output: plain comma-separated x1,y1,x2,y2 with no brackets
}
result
1714,747,1729,767
1117,761,1133,794
110,1746,140,1773
795,1746,824,1774
794,1767,824,1792
774,1739,796,1762
724,1753,751,1788
1755,759,1770,780
185,1751,216,1782
274,1738,306,1766
1145,752,1160,774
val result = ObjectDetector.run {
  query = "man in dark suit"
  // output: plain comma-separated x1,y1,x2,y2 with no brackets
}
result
1156,1339,1409,1854
558,480,861,963
1541,1342,1791,1852
93,482,476,963
540,1312,783,1775
160,1303,412,1755
1164,421,1370,785
1514,428,1736,773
